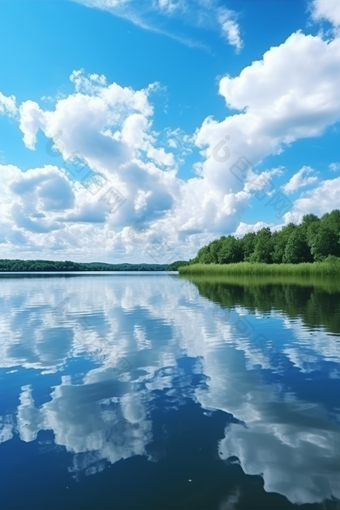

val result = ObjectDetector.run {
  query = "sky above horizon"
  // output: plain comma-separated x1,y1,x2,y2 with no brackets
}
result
1,0,340,264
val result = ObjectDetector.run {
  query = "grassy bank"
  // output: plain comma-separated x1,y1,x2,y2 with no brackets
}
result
178,261,340,276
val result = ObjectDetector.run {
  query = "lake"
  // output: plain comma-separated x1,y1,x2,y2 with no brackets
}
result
0,273,339,510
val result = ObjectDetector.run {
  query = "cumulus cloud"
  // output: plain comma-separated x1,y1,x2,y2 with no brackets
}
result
1,71,244,259
1,165,76,236
282,166,318,194
195,32,340,189
233,221,272,237
2,26,340,260
19,100,46,149
2,72,185,259
284,176,340,224
192,30,340,229
213,32,340,158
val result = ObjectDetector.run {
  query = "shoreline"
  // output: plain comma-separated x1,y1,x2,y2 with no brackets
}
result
0,271,178,277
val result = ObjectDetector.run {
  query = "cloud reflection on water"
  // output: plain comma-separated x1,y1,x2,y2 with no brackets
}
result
0,274,339,506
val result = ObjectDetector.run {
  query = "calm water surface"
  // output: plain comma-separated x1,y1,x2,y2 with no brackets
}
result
0,273,339,510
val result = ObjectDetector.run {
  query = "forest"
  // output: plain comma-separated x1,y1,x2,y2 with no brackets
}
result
0,260,187,272
188,210,340,265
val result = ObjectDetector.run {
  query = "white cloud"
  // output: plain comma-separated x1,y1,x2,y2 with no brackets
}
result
217,32,340,143
233,221,271,237
0,71,244,259
195,31,340,204
284,176,340,224
19,100,46,149
168,138,177,148
2,26,340,260
73,0,243,51
121,113,150,148
157,0,183,14
218,8,243,52
0,164,75,240
0,91,17,117
311,0,340,28
19,71,156,163
329,162,340,171
282,166,318,194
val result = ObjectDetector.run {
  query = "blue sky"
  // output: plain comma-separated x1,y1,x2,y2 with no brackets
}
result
1,0,340,262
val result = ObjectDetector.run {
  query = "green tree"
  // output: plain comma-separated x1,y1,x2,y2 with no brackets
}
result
239,232,256,261
272,223,297,263
197,245,214,264
250,228,274,263
283,229,312,263
32,263,43,271
209,239,222,264
307,223,340,261
301,213,320,231
218,236,243,264
321,210,340,236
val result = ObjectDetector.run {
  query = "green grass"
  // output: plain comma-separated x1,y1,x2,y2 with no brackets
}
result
178,261,340,276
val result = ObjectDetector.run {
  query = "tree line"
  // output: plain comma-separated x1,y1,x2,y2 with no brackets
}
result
190,210,340,265
0,260,187,272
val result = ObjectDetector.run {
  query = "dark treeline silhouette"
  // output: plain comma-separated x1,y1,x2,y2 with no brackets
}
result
190,210,340,264
0,260,188,272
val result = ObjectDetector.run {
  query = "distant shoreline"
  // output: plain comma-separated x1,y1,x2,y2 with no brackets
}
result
0,269,178,273
0,259,186,272
178,262,340,276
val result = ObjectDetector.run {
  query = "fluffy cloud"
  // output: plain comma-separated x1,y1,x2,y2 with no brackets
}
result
233,221,272,237
311,0,340,28
198,31,340,169
193,30,340,232
19,72,155,160
1,71,248,259
282,166,318,194
0,72,186,259
284,176,340,224
1,164,78,236
2,25,340,260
